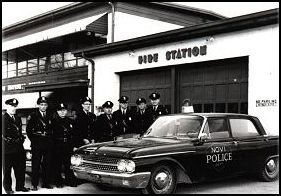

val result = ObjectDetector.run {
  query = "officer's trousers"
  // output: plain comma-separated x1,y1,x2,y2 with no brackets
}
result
2,151,26,191
31,139,53,187
53,141,76,185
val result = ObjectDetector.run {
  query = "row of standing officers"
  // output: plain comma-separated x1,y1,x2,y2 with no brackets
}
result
2,92,168,193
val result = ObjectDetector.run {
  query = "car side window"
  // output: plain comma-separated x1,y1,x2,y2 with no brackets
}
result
206,118,229,139
229,118,260,137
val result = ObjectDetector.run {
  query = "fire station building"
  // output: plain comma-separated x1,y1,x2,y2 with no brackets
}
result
2,3,279,135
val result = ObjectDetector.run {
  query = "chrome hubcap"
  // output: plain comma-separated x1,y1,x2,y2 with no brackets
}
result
266,159,276,173
154,172,169,189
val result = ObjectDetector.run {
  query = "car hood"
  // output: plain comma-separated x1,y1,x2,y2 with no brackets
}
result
77,137,195,159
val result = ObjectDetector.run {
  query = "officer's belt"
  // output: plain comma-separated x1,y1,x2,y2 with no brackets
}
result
33,132,51,137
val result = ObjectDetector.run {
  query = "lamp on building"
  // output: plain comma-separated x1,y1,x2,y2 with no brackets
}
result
128,50,135,57
206,36,215,43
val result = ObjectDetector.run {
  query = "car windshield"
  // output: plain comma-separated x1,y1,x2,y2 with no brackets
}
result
143,115,204,139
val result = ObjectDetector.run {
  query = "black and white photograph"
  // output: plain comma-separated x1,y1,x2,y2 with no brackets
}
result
2,2,279,194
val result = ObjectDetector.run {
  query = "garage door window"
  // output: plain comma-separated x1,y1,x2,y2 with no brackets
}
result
230,119,259,137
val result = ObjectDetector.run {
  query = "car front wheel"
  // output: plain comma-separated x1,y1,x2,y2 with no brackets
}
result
258,156,279,182
142,164,177,194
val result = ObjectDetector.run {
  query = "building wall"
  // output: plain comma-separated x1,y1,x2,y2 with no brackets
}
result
108,12,182,42
93,24,279,135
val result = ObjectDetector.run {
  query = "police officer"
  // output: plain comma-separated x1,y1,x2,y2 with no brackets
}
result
132,98,153,135
2,98,30,194
74,97,96,147
94,101,117,142
26,96,53,190
52,103,77,188
113,96,134,137
147,92,169,122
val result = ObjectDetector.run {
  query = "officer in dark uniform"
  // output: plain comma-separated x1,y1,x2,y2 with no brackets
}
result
132,98,153,135
113,96,134,136
26,96,53,190
74,97,96,148
2,98,30,194
52,103,77,188
94,101,117,142
147,92,169,123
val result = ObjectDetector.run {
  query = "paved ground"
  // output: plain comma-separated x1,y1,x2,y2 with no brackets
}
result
2,172,279,194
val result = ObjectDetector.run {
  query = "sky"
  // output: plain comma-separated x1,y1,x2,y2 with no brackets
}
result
2,2,279,28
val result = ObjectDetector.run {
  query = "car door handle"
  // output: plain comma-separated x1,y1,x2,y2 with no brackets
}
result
232,141,238,146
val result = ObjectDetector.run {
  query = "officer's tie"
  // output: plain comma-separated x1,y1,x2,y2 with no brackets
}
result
11,115,15,122
42,112,46,119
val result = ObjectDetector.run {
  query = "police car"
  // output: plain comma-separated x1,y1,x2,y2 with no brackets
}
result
70,113,279,194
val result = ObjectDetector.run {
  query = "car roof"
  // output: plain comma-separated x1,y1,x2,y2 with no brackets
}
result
166,113,253,118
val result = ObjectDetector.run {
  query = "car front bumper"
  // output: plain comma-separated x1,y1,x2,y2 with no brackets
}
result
71,166,151,189
26,160,32,173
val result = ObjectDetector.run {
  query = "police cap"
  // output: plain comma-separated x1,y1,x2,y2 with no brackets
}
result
57,103,68,110
37,96,48,104
80,97,92,104
102,101,114,108
149,92,160,100
5,98,19,107
136,98,146,105
118,96,129,103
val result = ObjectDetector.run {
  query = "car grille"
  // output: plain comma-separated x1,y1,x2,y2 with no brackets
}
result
80,155,119,173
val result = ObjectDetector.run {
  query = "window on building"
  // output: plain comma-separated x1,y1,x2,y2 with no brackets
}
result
50,54,63,70
28,59,38,74
77,58,90,67
39,57,48,72
2,61,7,79
204,103,213,113
193,104,202,113
64,52,77,68
215,103,226,113
7,63,17,78
17,61,27,76
230,118,260,137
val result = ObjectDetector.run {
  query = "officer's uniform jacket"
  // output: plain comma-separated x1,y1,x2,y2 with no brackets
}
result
26,110,53,145
132,109,154,135
52,116,75,147
2,113,25,154
147,105,169,122
94,113,117,142
113,109,134,136
74,111,96,146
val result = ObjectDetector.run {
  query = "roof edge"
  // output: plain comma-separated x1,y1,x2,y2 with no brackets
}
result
73,8,279,58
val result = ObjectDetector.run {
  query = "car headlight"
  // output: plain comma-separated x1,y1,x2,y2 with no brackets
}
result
126,160,135,173
26,151,32,160
71,155,82,166
117,159,135,173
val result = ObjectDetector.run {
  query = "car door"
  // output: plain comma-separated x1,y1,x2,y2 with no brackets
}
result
228,117,268,173
193,117,240,182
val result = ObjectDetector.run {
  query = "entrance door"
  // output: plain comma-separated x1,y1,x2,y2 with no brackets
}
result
177,56,248,114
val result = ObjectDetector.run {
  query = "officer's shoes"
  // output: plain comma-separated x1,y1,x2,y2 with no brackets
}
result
31,186,38,191
56,184,64,188
65,182,77,187
42,184,53,189
5,190,14,194
16,187,30,192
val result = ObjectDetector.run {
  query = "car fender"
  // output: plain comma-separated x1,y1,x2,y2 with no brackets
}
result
145,156,192,184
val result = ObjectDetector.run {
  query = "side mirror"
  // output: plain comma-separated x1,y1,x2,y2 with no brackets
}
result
192,133,208,146
199,133,208,141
